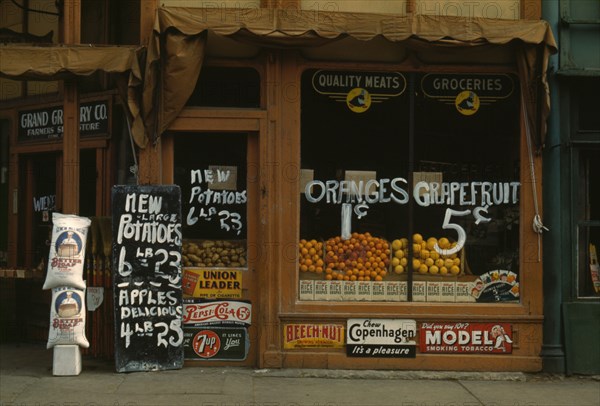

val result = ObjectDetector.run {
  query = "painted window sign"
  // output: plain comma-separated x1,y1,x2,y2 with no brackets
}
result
18,99,110,141
346,319,417,358
33,194,56,212
112,185,184,373
185,167,246,236
312,70,406,113
419,322,513,354
420,73,515,116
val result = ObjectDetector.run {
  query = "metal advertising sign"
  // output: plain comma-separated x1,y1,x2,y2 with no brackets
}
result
182,268,242,299
183,326,249,361
419,322,513,354
346,319,417,358
183,299,251,326
283,323,345,349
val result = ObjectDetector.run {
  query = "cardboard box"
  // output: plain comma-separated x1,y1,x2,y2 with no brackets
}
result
426,281,442,302
371,282,386,301
314,280,329,301
357,281,372,301
440,281,456,303
386,281,401,302
342,281,358,301
299,279,315,301
329,280,343,301
412,281,427,302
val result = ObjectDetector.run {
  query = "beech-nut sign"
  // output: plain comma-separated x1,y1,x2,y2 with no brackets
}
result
420,73,515,116
312,70,407,113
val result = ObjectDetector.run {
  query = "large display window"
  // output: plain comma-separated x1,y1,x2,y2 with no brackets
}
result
299,69,521,303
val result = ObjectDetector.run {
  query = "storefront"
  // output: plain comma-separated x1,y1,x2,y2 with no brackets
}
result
0,44,142,349
140,7,557,371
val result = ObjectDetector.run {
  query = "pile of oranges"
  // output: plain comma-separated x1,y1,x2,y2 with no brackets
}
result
298,239,325,274
299,232,462,280
323,232,390,281
390,234,462,276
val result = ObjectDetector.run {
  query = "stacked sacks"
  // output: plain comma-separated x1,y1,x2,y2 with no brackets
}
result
43,213,91,349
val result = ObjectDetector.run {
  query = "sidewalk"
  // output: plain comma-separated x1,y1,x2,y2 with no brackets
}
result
1,343,599,406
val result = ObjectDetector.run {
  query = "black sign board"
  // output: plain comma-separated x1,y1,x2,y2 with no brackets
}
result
183,326,249,361
18,99,110,141
112,185,184,372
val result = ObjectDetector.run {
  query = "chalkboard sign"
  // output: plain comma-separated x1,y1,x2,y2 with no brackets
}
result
112,185,184,372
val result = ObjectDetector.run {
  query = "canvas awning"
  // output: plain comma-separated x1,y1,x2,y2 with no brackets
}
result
141,6,557,150
0,44,145,146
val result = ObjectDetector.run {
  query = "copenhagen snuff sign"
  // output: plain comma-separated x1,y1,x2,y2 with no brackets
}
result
347,318,416,358
312,70,406,113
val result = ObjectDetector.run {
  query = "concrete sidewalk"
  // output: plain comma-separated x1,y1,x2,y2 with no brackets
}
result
1,343,599,406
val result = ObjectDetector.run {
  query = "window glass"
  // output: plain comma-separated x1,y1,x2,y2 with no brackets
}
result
186,67,260,108
174,133,248,269
299,69,521,303
577,149,600,298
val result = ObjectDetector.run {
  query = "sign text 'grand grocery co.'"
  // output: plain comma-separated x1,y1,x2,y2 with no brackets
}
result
18,99,110,141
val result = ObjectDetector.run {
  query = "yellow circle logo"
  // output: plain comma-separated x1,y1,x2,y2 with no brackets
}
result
346,88,371,113
455,91,480,116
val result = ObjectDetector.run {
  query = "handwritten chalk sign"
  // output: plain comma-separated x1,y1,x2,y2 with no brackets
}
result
184,167,247,238
112,185,184,372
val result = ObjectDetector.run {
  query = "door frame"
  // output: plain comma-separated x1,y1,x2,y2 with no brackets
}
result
162,107,266,367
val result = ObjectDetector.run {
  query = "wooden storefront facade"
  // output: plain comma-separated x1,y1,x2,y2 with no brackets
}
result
0,1,558,371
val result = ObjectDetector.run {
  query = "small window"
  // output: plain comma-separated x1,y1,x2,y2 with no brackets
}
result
577,79,600,132
576,149,600,298
186,67,260,108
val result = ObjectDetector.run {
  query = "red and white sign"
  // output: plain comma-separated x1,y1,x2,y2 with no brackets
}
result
419,322,513,354
192,330,221,358
183,300,251,326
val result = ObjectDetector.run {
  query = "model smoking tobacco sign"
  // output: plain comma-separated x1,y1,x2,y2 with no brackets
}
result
112,185,184,372
312,70,406,113
420,322,513,354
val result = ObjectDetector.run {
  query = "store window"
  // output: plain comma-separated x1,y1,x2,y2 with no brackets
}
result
186,67,260,108
299,69,521,303
572,78,600,298
174,133,249,270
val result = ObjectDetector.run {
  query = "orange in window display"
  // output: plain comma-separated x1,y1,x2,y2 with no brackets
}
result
298,239,324,274
322,232,390,281
390,235,463,277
